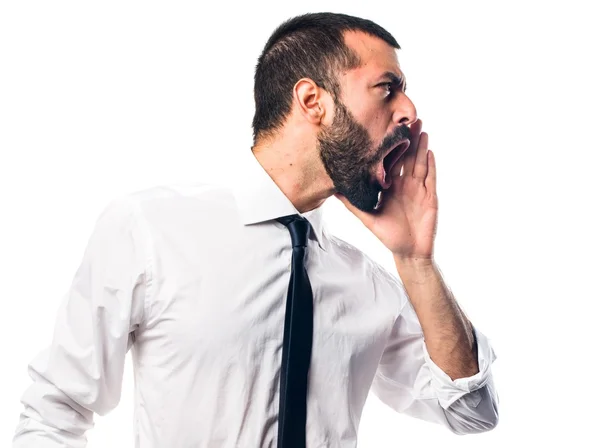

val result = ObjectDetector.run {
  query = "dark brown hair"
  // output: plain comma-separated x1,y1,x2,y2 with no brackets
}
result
252,12,400,143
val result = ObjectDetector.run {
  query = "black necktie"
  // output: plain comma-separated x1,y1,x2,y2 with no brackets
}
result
276,214,314,448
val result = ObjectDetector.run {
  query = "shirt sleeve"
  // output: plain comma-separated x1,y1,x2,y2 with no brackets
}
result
12,196,152,447
370,282,499,435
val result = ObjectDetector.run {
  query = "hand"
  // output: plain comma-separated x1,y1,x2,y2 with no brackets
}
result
335,119,438,261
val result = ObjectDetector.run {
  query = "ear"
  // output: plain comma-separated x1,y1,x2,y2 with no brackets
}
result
293,78,329,126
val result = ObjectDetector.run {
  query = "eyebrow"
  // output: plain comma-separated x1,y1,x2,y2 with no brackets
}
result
377,71,407,92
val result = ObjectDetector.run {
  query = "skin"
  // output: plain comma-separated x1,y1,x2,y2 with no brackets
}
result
252,30,478,380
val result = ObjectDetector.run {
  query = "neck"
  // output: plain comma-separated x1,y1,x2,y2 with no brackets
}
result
251,132,335,214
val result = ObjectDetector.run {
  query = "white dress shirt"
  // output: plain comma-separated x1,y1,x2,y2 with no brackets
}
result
13,148,499,447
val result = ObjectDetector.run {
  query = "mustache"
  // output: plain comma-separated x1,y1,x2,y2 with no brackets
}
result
376,124,411,158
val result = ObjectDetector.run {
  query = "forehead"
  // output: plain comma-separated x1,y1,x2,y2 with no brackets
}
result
342,30,403,82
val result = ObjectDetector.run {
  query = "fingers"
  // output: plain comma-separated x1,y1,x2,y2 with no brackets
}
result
402,119,422,177
412,132,429,180
425,150,436,192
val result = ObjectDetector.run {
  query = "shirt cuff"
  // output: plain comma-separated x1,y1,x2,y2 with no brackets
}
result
422,325,497,409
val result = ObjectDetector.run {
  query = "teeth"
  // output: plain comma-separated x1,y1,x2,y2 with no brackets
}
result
375,191,383,209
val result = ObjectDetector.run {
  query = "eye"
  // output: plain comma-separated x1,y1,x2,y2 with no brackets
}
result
380,82,396,100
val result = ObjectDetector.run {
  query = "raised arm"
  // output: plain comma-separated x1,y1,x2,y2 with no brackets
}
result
371,261,499,434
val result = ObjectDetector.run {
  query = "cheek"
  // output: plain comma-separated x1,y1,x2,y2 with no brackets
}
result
359,106,390,137
366,113,394,164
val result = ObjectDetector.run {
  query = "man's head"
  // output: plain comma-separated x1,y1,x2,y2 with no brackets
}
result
252,13,417,212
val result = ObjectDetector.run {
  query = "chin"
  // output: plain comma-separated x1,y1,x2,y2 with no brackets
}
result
341,188,381,212
331,169,382,212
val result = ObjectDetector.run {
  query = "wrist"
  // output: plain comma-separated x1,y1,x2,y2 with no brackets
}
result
393,254,435,269
393,255,437,283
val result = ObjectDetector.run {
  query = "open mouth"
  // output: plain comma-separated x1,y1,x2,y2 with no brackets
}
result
378,139,410,189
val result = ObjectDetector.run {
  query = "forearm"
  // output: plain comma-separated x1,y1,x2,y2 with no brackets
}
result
394,256,478,380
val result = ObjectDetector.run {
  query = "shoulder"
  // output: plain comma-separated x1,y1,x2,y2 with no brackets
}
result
94,181,236,239
126,181,232,205
114,181,236,216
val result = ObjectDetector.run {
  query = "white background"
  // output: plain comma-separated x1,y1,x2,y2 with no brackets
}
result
1,0,599,446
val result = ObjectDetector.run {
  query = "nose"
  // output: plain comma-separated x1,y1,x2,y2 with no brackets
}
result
392,92,418,128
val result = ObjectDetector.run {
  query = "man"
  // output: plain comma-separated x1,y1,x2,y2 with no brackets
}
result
13,12,499,447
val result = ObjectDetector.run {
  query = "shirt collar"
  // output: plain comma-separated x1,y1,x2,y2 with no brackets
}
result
231,149,328,252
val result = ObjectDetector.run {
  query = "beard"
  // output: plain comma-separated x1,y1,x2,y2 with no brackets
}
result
318,97,411,212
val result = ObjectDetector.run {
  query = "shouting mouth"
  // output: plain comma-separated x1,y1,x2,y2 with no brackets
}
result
377,139,410,189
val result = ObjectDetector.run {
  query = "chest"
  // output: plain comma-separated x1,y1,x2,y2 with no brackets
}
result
135,220,399,385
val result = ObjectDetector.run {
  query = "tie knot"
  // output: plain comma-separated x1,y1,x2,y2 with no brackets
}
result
276,214,310,248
